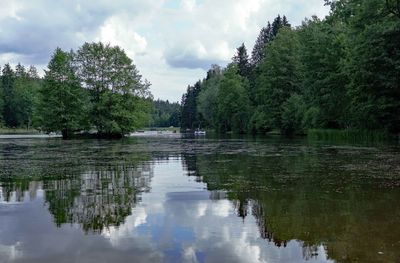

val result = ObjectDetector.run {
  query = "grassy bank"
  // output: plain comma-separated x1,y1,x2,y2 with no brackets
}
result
0,128,40,134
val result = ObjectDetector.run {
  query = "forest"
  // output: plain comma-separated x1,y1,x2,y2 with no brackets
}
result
181,0,400,135
151,100,180,128
0,43,180,138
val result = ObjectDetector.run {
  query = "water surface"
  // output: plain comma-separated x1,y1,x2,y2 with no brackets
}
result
0,136,399,263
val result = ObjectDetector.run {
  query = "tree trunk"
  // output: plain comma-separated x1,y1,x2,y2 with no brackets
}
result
62,129,70,139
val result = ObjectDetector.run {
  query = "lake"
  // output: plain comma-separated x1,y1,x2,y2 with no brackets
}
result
0,135,399,263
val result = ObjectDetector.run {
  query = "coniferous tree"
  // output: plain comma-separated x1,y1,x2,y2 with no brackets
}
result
251,15,290,67
282,15,291,27
28,65,39,79
13,63,38,128
1,64,16,127
181,82,201,130
251,22,272,66
272,15,291,38
233,43,251,79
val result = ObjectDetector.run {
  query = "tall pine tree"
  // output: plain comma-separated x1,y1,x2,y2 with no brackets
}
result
233,43,251,79
1,64,16,127
251,22,272,66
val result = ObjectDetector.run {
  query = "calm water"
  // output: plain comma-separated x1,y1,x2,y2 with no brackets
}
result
0,136,399,263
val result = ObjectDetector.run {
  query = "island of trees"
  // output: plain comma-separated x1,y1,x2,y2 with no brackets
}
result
0,42,182,138
181,0,400,136
0,42,155,138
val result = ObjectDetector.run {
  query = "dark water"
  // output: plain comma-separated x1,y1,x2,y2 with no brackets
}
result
0,136,399,263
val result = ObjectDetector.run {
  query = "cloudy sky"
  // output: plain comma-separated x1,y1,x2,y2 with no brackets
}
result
0,0,329,102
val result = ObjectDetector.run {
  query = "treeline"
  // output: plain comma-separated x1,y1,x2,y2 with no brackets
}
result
0,64,41,129
181,0,400,135
0,42,154,138
151,100,180,127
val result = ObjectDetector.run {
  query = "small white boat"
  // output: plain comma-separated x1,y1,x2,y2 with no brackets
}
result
194,129,206,135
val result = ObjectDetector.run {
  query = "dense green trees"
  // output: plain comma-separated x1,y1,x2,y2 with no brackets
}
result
298,16,348,130
75,42,152,137
181,81,201,129
341,0,400,133
197,65,223,128
181,1,400,135
36,48,89,138
0,42,153,138
1,64,15,127
151,99,180,127
254,27,301,134
13,64,41,129
217,65,250,133
0,63,40,129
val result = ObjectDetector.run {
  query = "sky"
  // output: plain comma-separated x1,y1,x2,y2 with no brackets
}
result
0,0,329,102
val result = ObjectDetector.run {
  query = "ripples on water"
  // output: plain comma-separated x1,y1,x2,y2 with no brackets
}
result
0,136,399,263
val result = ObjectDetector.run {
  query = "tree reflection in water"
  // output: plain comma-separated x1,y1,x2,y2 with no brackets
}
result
44,164,153,233
181,151,400,263
0,139,153,233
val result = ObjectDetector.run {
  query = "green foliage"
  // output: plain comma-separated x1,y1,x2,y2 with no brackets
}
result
75,42,152,136
13,64,40,129
19,42,154,138
0,63,40,129
151,99,180,127
281,94,306,135
302,107,320,129
251,22,273,66
217,65,250,133
251,14,291,67
181,82,201,130
197,65,223,128
255,27,301,132
1,64,16,127
298,17,348,129
342,0,400,133
0,81,3,126
36,48,89,138
248,106,273,133
232,43,251,79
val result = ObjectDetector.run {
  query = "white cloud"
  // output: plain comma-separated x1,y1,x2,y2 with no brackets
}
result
181,0,197,12
98,16,148,58
0,0,23,20
211,200,232,217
